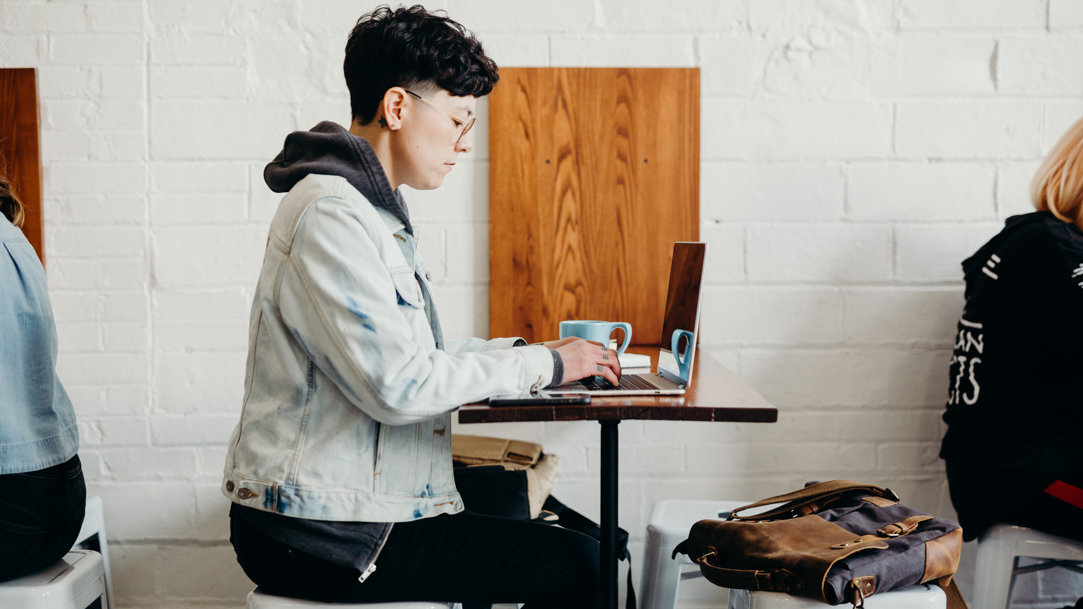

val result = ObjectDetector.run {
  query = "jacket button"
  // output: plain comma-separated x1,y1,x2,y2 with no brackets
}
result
225,480,235,492
237,488,255,500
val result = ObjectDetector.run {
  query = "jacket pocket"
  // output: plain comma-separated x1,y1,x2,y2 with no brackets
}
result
391,270,424,309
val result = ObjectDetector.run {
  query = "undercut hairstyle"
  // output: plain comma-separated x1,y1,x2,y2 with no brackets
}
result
1032,115,1083,230
0,175,24,227
343,5,499,125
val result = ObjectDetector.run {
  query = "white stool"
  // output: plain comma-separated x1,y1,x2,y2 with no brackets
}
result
641,499,750,609
247,588,454,608
73,495,114,609
973,523,1083,609
0,550,107,609
728,584,945,608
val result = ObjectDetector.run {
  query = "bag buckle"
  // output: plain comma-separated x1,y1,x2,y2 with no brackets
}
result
876,526,901,538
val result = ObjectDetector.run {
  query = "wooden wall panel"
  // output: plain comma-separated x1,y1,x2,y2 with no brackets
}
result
0,68,43,264
489,68,699,344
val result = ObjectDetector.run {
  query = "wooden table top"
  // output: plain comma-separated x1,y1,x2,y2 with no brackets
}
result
457,346,778,424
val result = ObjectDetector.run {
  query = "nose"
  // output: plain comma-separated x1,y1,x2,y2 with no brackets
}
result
455,131,473,154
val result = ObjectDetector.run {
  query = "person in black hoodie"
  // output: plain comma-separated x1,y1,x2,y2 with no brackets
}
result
224,5,612,609
940,116,1083,547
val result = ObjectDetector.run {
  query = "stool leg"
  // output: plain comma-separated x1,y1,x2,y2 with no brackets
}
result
974,536,1014,609
640,542,680,609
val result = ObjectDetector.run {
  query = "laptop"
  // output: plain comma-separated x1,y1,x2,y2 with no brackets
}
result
542,241,707,397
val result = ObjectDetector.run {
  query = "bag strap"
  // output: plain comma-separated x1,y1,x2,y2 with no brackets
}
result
691,552,795,593
942,579,969,609
727,480,899,521
541,496,637,609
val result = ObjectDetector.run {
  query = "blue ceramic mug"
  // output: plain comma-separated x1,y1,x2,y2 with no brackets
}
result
559,320,633,355
670,329,695,379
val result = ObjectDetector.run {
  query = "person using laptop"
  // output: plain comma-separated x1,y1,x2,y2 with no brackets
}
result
222,6,617,607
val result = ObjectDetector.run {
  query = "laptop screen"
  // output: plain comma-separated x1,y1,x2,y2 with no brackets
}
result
656,242,707,384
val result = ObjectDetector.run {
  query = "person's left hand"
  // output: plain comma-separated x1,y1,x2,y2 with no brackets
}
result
542,337,622,386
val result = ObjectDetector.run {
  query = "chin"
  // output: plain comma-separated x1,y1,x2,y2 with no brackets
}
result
422,175,448,190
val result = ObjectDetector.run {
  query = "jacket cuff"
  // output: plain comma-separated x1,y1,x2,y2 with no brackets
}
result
515,344,555,389
483,337,527,351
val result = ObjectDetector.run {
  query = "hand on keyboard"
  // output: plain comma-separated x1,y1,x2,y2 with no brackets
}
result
548,337,622,386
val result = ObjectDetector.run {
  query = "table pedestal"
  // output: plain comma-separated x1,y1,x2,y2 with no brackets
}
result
600,420,619,609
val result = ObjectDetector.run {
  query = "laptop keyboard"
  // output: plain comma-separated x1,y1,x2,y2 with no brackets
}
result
578,374,656,391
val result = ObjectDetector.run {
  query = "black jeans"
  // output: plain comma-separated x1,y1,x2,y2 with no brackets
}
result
0,455,86,582
946,456,1083,542
231,509,600,609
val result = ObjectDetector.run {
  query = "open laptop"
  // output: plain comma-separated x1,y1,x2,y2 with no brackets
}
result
542,241,707,397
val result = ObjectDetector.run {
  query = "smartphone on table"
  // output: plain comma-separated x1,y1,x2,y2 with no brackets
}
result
488,393,591,407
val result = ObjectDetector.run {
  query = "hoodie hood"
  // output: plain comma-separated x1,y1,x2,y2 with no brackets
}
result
962,212,1050,275
264,121,412,234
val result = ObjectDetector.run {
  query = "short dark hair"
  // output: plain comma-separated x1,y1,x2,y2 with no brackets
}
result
344,5,499,125
0,174,25,227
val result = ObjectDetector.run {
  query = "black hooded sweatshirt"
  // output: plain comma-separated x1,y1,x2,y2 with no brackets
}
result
940,211,1083,480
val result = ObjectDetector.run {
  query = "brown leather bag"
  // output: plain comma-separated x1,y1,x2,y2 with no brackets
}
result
672,480,968,608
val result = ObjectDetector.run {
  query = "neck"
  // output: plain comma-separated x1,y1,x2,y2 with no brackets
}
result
349,119,399,190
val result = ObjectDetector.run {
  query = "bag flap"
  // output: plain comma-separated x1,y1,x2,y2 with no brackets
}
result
452,434,543,466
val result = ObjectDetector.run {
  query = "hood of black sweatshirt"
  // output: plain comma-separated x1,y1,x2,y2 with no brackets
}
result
264,121,412,234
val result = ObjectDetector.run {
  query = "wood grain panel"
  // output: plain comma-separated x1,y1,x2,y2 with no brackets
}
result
490,68,699,343
0,68,43,264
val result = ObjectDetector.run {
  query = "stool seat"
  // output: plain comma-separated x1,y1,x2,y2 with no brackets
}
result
974,523,1083,609
246,588,453,608
728,584,946,609
0,550,106,609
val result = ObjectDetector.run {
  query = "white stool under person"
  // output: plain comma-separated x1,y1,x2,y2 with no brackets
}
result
0,550,107,609
246,588,454,609
728,584,945,609
73,495,114,609
641,499,749,609
973,523,1083,609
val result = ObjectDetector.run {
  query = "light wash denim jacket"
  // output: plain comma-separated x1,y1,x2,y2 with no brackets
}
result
222,172,554,523
1,217,79,475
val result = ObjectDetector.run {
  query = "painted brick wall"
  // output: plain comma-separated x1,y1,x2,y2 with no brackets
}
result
3,0,1082,607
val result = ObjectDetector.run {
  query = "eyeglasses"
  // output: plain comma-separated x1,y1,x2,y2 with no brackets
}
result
404,89,475,145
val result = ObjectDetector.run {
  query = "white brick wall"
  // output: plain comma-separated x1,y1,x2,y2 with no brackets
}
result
5,1,1083,607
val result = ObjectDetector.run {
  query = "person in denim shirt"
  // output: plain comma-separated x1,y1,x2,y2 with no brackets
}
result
223,6,618,607
0,174,86,582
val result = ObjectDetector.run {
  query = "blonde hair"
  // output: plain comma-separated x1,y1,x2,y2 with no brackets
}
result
0,174,25,227
1032,116,1083,231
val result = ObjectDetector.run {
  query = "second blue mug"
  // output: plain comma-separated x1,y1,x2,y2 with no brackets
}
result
670,329,694,379
559,320,633,355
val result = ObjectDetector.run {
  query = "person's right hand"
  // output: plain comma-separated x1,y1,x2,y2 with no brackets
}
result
549,337,622,386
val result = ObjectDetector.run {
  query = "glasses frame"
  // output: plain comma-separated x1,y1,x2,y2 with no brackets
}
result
404,89,475,146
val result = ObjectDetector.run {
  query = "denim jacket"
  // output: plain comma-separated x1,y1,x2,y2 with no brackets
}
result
0,217,79,475
222,171,554,523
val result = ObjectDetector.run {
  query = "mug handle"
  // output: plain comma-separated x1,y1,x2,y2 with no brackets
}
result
611,323,632,355
671,329,694,375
